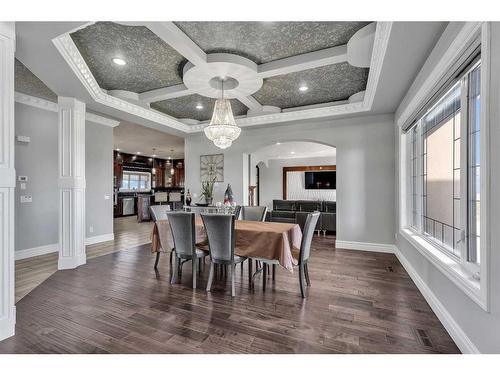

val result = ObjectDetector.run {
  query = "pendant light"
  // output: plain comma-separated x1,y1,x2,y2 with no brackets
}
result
204,78,241,149
169,149,175,175
151,148,156,175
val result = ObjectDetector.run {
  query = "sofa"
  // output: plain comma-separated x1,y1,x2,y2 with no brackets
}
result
268,199,336,234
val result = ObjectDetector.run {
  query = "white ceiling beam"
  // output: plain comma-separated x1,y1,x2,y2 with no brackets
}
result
139,84,193,103
236,95,263,112
141,22,207,66
257,44,348,78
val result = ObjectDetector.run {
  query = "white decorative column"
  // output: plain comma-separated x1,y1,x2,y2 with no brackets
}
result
58,97,86,270
0,22,16,341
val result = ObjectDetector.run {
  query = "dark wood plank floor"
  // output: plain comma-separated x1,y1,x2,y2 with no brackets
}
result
0,236,460,354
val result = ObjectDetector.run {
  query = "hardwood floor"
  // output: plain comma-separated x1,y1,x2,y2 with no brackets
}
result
15,216,152,302
2,234,460,354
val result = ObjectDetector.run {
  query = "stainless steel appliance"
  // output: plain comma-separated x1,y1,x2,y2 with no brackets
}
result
122,197,135,216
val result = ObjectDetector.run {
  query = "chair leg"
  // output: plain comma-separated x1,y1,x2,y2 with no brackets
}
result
241,261,244,272
248,259,253,286
230,264,236,297
171,256,179,284
198,258,203,275
263,263,267,290
299,264,305,298
192,259,197,289
272,264,276,280
206,261,214,292
154,252,160,269
304,263,311,286
169,251,173,268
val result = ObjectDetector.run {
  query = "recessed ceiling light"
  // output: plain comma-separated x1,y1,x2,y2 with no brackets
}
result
290,151,296,154
116,148,120,151
196,104,203,110
152,154,156,157
276,142,281,145
112,57,126,66
299,85,308,92
136,151,141,155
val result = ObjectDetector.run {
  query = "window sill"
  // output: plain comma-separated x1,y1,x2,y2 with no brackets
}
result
399,227,486,310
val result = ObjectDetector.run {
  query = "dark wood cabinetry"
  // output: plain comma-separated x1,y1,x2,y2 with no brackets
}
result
113,151,185,218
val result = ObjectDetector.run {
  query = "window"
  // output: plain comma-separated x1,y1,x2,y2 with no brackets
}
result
120,171,151,192
407,60,481,273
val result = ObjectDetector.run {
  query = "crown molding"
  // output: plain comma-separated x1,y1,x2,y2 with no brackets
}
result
52,22,392,134
15,92,120,127
15,92,58,112
85,112,120,127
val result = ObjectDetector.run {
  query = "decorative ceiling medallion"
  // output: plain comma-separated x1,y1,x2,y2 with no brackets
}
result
183,53,263,99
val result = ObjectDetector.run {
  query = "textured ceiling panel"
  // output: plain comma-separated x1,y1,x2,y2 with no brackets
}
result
151,94,248,122
253,63,369,109
70,22,186,93
174,21,371,64
15,59,58,102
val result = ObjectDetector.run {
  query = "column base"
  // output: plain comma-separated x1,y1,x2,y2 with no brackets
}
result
0,306,16,342
58,253,86,270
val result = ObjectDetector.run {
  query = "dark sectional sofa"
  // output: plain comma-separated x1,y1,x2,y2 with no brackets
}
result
267,199,336,234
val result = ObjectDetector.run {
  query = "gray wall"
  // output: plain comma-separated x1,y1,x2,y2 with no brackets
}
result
14,102,114,252
256,156,336,209
14,103,58,250
394,22,500,353
185,114,395,245
85,122,114,238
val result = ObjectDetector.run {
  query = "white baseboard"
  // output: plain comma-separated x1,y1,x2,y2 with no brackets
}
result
85,232,114,246
0,307,16,342
15,233,115,260
335,240,396,253
334,239,479,353
15,243,59,260
393,246,480,354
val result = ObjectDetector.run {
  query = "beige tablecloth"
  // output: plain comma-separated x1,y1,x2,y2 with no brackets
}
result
151,218,302,272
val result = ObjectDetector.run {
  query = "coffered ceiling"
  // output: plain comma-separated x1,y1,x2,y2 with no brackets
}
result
253,63,368,109
70,22,186,93
174,22,370,64
151,94,248,122
62,21,378,129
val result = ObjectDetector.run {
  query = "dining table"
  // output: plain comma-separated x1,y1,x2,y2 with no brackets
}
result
151,217,303,272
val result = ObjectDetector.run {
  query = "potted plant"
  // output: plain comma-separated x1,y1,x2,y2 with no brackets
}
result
201,177,216,206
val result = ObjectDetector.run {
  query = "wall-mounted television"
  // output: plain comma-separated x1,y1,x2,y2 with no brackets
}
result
305,171,336,189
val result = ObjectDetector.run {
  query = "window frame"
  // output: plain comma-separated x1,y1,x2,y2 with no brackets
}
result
119,171,152,192
398,24,490,311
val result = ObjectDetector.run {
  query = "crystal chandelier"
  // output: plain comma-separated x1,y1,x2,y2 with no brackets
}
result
204,79,241,149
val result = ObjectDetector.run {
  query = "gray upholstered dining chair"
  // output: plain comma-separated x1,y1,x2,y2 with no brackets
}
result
201,213,246,297
240,206,267,222
150,204,170,222
233,205,242,220
168,211,209,289
150,204,172,269
252,211,320,298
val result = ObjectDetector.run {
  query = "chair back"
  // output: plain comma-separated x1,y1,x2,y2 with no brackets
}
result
150,204,170,222
241,206,267,222
201,214,235,263
167,212,196,257
233,205,242,220
300,211,320,263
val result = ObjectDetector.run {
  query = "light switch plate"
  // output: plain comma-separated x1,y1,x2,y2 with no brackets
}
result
20,195,32,203
20,182,26,190
16,135,31,143
104,195,110,200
